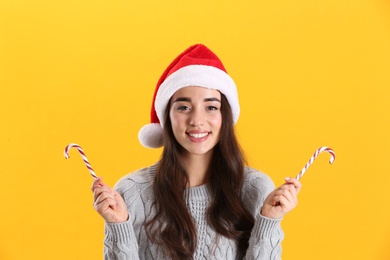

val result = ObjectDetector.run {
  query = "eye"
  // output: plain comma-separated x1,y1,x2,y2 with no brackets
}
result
177,105,191,111
206,106,219,111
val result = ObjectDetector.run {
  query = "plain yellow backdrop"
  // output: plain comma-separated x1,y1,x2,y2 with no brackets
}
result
1,0,389,259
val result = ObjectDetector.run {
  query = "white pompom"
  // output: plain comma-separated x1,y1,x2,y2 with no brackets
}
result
138,123,164,148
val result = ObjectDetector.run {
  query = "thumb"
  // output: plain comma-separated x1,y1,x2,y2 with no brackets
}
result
91,176,107,191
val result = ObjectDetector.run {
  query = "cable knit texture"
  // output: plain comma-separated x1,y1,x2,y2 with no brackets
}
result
104,164,284,260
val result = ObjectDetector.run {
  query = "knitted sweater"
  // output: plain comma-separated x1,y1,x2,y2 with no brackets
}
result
104,164,284,260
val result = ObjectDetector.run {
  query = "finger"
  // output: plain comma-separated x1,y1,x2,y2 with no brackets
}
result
95,193,118,211
95,199,116,214
276,183,294,194
91,177,105,191
93,187,116,203
94,189,115,203
275,189,294,205
275,193,296,211
95,194,116,208
287,185,297,201
284,177,302,193
273,193,288,208
279,182,298,200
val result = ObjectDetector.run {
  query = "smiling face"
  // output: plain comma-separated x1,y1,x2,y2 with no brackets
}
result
169,86,222,157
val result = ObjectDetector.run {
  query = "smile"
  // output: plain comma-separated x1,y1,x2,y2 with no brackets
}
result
187,132,209,138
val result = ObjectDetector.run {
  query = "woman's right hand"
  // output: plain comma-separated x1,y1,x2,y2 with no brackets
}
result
91,177,129,223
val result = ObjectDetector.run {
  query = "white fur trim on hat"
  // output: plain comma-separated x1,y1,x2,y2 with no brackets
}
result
155,65,239,128
138,123,164,148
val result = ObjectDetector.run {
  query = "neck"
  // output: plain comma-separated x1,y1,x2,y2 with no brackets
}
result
184,151,213,187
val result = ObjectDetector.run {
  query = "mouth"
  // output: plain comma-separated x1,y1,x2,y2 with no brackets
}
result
187,132,209,138
186,131,210,142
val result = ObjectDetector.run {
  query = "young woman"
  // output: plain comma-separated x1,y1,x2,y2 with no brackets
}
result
91,44,301,260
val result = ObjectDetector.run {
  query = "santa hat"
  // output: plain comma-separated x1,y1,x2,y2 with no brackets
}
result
138,44,239,148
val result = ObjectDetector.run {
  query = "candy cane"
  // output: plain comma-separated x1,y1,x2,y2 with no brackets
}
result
64,143,98,179
296,146,335,180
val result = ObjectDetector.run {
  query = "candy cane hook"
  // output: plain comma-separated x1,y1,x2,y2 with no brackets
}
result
296,146,335,180
64,143,98,179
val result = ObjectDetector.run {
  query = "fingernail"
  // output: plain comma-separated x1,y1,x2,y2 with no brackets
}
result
284,177,291,181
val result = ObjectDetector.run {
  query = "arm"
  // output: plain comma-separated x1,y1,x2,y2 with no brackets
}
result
245,214,284,260
104,220,140,260
92,178,140,260
242,170,301,260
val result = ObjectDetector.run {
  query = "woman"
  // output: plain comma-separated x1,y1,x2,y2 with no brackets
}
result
92,44,301,260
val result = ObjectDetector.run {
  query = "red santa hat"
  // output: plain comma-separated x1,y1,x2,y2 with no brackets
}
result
138,44,239,148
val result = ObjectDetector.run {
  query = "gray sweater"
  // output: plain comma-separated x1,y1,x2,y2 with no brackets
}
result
104,164,284,260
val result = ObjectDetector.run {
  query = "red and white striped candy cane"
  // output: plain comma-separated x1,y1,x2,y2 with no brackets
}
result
296,146,335,180
64,143,98,179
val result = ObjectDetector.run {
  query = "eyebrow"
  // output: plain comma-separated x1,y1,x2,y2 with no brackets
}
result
173,97,221,103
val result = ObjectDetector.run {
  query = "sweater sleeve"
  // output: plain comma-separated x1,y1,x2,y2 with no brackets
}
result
103,167,153,260
242,168,284,260
104,220,140,260
244,214,283,260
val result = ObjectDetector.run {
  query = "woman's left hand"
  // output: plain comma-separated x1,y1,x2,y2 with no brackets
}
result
261,177,302,219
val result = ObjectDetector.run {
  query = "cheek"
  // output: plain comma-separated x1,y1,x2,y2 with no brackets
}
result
211,113,222,127
169,112,184,131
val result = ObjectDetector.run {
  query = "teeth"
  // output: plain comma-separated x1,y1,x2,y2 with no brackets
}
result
188,132,208,138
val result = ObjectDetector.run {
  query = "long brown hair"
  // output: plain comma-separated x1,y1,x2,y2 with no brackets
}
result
145,94,254,259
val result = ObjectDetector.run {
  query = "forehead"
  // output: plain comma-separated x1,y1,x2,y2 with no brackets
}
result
172,86,221,99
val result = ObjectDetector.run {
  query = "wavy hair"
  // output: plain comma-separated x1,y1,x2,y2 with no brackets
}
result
145,94,254,259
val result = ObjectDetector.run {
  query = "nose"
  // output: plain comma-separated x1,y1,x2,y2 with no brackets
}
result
189,108,205,126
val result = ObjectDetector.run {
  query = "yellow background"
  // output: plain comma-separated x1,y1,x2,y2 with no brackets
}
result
1,0,389,259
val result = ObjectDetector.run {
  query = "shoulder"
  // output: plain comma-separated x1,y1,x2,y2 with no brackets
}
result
113,163,157,201
241,167,276,215
243,167,275,195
